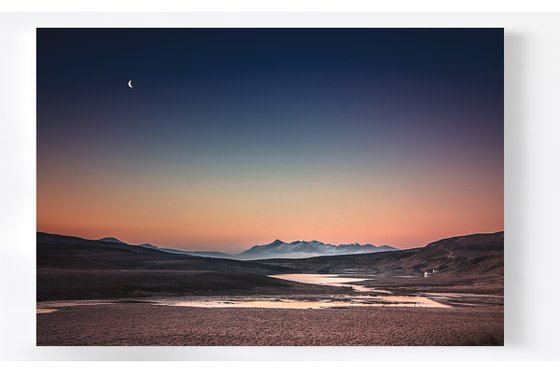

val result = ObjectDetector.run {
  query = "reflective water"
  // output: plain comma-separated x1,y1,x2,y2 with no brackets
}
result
163,295,449,309
270,273,391,293
37,274,453,313
162,274,450,309
36,308,58,314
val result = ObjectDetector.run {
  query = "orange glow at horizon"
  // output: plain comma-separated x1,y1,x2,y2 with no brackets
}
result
37,162,503,253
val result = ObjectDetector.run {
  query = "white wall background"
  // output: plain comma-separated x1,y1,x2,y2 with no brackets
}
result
0,12,559,360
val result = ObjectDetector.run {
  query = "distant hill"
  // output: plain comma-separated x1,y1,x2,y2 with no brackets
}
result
157,247,232,259
37,232,290,274
236,239,397,260
37,232,300,301
96,238,231,258
98,237,126,244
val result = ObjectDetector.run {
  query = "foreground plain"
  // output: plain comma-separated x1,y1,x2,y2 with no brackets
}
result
37,303,503,346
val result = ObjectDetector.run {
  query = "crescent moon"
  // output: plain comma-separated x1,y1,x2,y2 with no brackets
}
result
128,80,133,89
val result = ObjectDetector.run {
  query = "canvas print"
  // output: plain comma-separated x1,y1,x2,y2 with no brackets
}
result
37,28,504,346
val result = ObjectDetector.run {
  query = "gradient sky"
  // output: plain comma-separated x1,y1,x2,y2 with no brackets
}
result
37,28,504,252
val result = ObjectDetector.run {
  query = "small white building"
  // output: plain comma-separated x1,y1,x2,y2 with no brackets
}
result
423,269,437,277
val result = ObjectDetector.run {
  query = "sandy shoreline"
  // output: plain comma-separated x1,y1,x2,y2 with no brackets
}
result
37,303,503,346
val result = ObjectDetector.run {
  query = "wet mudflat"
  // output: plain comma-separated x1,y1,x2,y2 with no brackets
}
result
36,303,503,346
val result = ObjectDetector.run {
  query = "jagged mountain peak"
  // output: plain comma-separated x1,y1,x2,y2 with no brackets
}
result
237,239,397,260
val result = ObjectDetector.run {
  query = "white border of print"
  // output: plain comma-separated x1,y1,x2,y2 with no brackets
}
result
1,11,560,360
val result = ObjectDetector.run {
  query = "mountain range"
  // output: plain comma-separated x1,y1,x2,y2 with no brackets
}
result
236,239,396,259
99,238,397,260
